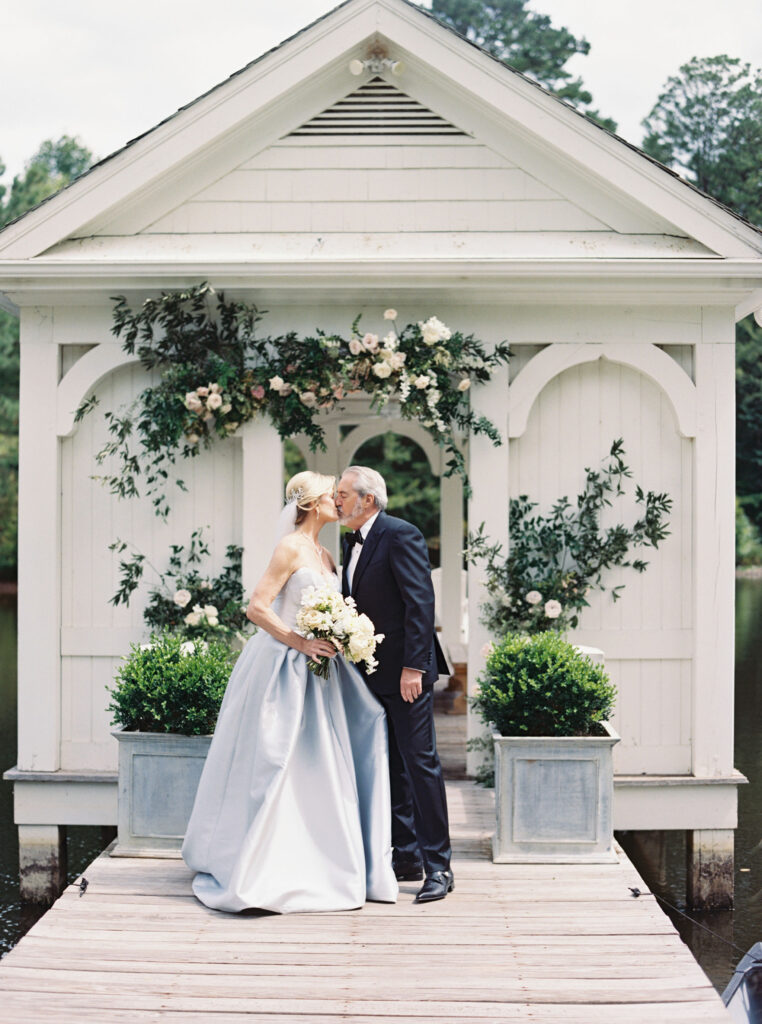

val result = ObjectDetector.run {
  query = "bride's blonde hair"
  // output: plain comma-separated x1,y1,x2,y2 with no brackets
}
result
285,471,336,525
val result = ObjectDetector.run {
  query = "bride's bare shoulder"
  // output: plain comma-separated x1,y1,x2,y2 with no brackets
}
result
270,532,304,566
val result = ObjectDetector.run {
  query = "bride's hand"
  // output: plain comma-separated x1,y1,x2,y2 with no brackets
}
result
298,636,338,660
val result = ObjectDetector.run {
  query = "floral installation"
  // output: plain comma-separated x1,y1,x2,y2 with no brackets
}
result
466,439,672,636
109,527,252,644
76,284,510,517
295,582,384,679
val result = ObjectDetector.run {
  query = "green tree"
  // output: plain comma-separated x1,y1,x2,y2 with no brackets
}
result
737,315,762,538
422,0,617,131
0,135,92,228
641,56,762,227
0,136,93,576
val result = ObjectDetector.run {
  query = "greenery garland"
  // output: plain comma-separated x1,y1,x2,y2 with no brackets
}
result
77,284,510,516
466,439,672,636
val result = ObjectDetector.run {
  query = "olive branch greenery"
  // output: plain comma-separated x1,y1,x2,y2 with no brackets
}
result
466,439,673,636
109,528,252,643
77,283,511,518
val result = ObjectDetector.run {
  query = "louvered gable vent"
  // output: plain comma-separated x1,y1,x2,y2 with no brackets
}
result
287,78,468,137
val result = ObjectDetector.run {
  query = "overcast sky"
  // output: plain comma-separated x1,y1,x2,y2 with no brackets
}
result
2,0,761,187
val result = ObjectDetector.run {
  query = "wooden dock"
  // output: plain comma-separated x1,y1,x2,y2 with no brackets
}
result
0,772,731,1023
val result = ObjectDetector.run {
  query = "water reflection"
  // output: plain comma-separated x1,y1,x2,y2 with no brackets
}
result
0,594,109,957
620,577,762,993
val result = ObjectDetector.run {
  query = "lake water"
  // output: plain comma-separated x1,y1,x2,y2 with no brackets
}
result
1,583,761,992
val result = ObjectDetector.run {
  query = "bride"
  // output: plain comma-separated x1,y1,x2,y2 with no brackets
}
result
182,471,398,913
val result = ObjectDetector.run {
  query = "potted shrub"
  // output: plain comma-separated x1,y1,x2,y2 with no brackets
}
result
109,632,237,856
474,631,619,863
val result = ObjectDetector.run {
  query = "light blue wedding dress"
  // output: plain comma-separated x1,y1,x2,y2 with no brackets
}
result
182,566,398,913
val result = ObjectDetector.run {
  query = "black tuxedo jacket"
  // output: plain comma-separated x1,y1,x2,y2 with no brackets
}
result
342,511,449,695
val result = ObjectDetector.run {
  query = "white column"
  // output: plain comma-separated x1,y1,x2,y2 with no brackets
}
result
17,308,61,772
440,470,464,650
692,315,735,778
467,366,510,776
241,419,283,594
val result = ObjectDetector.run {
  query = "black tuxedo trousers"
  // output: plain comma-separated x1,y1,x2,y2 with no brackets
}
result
342,512,451,874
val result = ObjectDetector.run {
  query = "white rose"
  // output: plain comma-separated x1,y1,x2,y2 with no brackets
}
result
362,333,379,352
300,391,318,407
184,610,202,627
196,386,209,397
389,352,406,370
206,393,223,411
544,599,563,619
203,605,218,618
373,362,392,379
349,338,363,356
184,392,203,412
383,309,398,320
279,383,293,396
269,375,284,391
458,378,471,392
173,589,192,608
414,375,430,389
418,316,451,346
209,382,222,394
525,590,543,605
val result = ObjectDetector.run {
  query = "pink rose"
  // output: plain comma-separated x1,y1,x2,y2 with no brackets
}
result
362,333,379,353
250,385,266,400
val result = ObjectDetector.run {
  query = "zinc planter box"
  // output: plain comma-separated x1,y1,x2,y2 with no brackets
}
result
492,721,620,864
112,730,211,857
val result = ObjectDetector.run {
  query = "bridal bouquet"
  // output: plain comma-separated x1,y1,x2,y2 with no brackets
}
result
296,583,383,679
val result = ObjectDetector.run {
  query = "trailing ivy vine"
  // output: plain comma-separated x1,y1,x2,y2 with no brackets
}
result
78,284,510,516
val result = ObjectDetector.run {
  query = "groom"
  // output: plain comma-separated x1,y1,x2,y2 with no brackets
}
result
336,466,453,904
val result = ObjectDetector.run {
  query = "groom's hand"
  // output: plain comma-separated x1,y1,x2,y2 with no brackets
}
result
400,667,423,703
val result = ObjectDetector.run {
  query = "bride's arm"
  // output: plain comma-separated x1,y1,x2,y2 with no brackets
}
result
246,540,338,660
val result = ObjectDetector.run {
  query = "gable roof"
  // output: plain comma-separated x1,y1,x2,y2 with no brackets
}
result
1,0,761,268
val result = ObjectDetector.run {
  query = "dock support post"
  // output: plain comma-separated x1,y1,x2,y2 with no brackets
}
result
686,829,734,910
18,825,67,904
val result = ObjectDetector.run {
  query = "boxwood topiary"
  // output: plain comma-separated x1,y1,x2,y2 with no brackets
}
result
109,631,238,735
473,631,616,737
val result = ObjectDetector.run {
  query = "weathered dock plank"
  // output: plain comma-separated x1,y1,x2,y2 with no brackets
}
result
0,780,730,1023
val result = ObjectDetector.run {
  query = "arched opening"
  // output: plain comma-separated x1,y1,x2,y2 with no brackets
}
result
351,432,441,568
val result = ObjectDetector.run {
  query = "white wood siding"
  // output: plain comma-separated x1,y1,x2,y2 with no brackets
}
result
61,131,709,262
59,362,242,770
509,355,693,774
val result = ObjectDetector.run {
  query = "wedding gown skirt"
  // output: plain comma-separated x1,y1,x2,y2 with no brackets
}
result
182,566,398,913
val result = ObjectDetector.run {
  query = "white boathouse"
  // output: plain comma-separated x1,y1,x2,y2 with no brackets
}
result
2,0,761,901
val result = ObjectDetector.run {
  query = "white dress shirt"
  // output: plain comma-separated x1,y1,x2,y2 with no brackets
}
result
346,511,379,591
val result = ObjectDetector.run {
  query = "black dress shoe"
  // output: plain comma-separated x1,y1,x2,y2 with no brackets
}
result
414,870,454,904
393,859,424,882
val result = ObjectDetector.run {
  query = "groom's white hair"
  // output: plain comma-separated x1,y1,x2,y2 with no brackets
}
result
344,465,388,511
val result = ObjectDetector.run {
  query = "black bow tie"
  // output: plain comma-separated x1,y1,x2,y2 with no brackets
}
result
347,529,364,548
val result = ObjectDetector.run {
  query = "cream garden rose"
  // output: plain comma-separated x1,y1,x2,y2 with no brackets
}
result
525,590,543,605
173,588,192,608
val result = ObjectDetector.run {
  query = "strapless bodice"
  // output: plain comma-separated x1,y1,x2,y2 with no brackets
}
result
273,565,340,630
